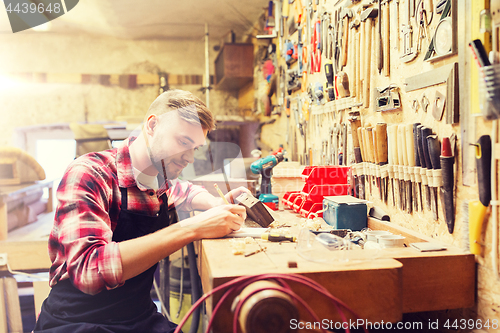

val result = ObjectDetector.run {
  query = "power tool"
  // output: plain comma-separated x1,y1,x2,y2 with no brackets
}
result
250,152,284,210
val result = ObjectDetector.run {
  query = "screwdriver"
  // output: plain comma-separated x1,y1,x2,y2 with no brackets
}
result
261,233,297,242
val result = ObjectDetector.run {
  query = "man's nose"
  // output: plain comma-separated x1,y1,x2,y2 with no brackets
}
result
182,148,195,164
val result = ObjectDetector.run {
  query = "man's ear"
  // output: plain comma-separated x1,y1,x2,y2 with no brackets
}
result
145,115,157,135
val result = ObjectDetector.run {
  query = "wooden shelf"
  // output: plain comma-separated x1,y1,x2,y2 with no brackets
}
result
214,43,254,91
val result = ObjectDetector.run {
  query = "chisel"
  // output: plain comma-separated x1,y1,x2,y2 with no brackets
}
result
412,123,423,211
405,124,415,214
351,118,362,163
427,134,441,221
419,126,432,211
387,125,397,206
470,135,492,255
366,127,376,198
372,127,382,200
397,125,406,211
376,123,389,203
441,137,455,233
358,127,367,199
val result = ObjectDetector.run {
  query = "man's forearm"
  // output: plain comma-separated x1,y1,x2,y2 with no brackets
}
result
190,191,223,210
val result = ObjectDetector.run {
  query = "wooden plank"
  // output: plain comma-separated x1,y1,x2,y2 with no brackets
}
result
0,241,51,271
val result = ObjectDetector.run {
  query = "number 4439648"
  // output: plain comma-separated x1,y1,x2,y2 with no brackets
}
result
444,319,498,330
5,2,62,14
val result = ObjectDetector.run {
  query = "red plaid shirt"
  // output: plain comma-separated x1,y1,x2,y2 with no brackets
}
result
48,137,208,295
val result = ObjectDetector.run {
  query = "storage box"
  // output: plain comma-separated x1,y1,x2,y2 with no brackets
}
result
322,195,367,231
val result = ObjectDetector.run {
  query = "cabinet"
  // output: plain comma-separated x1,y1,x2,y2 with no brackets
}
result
214,43,254,90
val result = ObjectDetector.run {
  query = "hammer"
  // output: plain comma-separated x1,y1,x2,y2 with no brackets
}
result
349,18,360,100
360,7,379,108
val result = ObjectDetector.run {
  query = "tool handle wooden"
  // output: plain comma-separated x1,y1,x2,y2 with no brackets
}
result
358,127,366,162
388,124,398,165
375,123,388,165
405,124,415,167
282,0,289,18
413,123,421,167
350,118,361,148
383,3,390,77
372,128,380,165
364,18,373,108
366,127,375,163
343,17,349,67
398,125,407,166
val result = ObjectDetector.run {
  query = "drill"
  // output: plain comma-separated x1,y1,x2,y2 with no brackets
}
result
250,152,284,210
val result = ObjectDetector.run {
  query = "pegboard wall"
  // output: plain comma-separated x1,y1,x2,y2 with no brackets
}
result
250,0,500,326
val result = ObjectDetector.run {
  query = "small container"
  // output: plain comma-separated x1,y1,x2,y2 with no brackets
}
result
365,230,392,242
377,234,406,248
322,195,367,231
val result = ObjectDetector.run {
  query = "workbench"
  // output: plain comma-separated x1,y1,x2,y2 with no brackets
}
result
197,210,475,332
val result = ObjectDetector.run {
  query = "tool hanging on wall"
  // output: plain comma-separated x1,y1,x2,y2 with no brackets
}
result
400,0,418,63
349,18,360,96
375,84,401,112
440,137,454,233
469,135,492,255
417,125,431,211
431,90,446,121
377,0,383,74
382,0,391,77
412,123,423,212
387,125,397,207
397,125,407,210
376,123,389,203
406,124,416,213
424,0,456,61
427,135,442,221
360,7,379,108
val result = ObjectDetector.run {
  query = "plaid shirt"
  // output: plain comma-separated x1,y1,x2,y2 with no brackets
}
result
47,137,208,295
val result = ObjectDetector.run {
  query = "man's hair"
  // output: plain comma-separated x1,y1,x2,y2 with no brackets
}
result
145,89,215,131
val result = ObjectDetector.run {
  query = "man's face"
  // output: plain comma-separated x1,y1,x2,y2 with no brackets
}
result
148,111,208,180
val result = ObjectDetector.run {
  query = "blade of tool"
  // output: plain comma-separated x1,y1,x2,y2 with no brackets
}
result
440,137,455,233
412,123,423,211
421,127,435,215
427,134,441,221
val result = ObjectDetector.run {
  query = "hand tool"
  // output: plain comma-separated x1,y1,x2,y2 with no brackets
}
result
266,1,275,28
412,123,423,211
424,0,453,61
446,62,459,124
404,62,456,92
382,0,391,77
375,84,402,112
360,7,379,108
387,124,397,206
405,124,416,213
357,127,367,199
371,127,381,200
355,24,361,102
417,125,431,211
244,246,267,257
363,127,374,197
440,137,454,233
350,117,363,164
469,135,492,255
400,0,418,62
376,123,389,203
262,233,297,242
421,127,434,216
377,0,383,74
348,18,360,98
250,153,285,211
427,135,441,221
285,97,291,146
398,125,409,212
282,0,289,18
342,123,348,166
341,8,353,68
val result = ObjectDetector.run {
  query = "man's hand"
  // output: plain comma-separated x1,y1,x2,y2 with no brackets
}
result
182,204,246,239
224,186,253,204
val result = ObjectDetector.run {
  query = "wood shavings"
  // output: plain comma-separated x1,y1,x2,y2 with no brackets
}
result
269,220,290,228
229,238,246,255
244,237,256,244
301,218,323,231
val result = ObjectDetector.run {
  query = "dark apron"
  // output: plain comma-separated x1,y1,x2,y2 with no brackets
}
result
34,187,180,333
